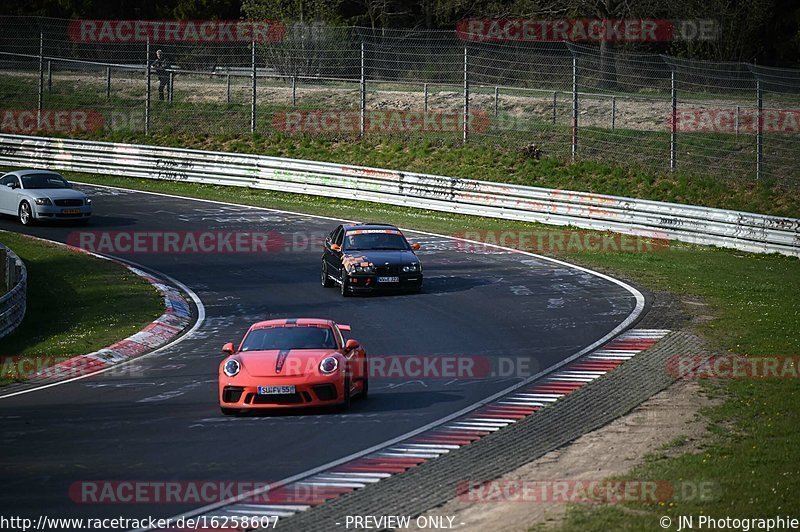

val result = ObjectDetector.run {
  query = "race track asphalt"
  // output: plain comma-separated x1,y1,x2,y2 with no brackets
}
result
0,184,642,524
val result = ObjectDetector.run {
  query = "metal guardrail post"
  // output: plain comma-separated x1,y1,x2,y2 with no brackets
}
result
494,86,499,117
106,66,111,99
291,76,296,107
670,70,677,172
756,79,763,180
611,96,616,130
552,91,557,124
47,60,52,93
226,71,231,103
463,46,469,143
423,83,428,113
735,105,740,137
37,33,43,129
251,40,256,133
571,56,578,161
360,41,366,138
145,39,151,135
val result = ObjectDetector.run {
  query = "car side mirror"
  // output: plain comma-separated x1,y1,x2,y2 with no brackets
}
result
411,243,421,251
345,339,360,351
6,183,15,189
331,244,341,252
222,342,235,355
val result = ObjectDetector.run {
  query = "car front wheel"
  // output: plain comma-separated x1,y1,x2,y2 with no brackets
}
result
18,201,33,226
321,261,334,287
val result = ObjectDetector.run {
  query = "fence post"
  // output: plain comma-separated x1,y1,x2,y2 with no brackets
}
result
611,96,616,130
106,66,111,99
291,76,296,107
47,60,52,93
670,69,677,171
226,71,231,103
37,33,43,129
571,56,578,161
756,78,763,180
494,86,499,117
145,39,151,135
552,91,557,124
463,46,469,143
168,71,174,103
735,105,740,137
251,40,256,133
360,41,366,138
423,83,428,113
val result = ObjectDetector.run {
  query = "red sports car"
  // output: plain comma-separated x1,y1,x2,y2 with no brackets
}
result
218,318,368,415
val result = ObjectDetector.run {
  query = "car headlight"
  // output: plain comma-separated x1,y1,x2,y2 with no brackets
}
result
86,198,92,205
223,359,240,377
402,263,420,272
319,356,339,374
347,263,375,274
34,198,52,206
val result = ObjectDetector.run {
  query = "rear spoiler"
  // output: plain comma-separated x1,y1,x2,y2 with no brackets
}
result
338,324,351,332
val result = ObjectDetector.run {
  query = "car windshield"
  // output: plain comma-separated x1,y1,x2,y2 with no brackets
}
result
240,325,337,351
21,173,70,189
345,231,409,251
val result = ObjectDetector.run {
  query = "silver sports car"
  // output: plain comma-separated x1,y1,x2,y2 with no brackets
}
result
0,170,92,225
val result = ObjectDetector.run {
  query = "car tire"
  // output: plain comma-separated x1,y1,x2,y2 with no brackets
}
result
321,261,334,287
340,273,351,297
18,201,33,226
359,375,369,400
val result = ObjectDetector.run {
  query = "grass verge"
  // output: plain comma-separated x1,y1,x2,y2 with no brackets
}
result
68,170,800,527
0,231,163,384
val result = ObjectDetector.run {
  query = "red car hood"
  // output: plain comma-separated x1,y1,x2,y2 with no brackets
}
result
237,349,336,377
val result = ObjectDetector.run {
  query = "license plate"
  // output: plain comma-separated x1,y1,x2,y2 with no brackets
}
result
377,276,399,283
62,209,80,214
257,385,295,395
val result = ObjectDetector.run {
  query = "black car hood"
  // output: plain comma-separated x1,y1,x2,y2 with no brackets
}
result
343,250,418,266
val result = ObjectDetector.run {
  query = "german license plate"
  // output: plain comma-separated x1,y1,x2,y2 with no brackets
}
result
62,209,80,214
257,385,296,395
377,276,399,283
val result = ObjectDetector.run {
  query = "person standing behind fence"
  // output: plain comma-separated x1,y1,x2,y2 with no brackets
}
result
151,49,170,101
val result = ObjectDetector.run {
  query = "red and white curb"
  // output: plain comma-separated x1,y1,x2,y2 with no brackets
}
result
183,328,670,527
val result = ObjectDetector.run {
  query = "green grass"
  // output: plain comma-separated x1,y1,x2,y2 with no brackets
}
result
0,232,163,384
63,170,800,530
3,70,798,194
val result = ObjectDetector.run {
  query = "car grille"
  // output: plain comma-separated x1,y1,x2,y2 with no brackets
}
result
54,199,83,206
376,265,399,276
312,384,338,401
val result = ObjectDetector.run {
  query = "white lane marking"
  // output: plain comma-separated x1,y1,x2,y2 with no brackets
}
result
0,237,206,401
79,182,647,532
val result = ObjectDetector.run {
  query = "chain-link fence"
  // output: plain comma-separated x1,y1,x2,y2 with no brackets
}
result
1,17,798,183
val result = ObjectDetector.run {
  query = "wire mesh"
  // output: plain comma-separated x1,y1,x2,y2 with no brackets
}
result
0,16,798,183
